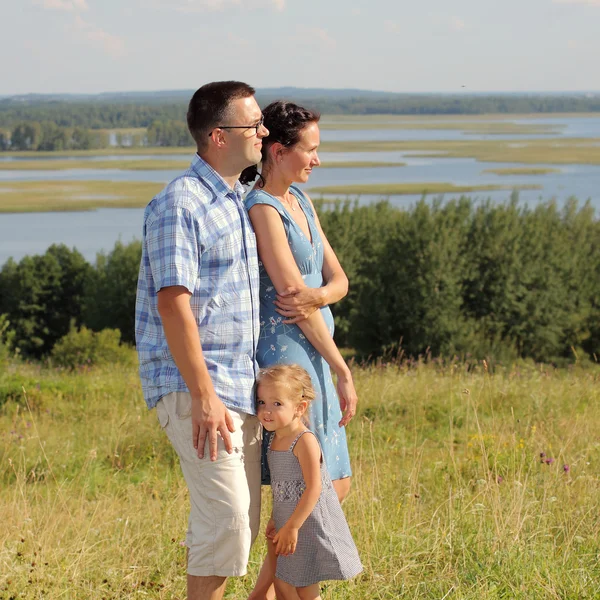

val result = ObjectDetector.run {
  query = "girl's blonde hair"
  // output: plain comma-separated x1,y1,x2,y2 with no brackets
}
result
257,364,316,405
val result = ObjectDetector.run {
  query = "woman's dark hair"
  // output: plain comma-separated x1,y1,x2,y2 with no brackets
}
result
187,81,255,152
239,100,320,186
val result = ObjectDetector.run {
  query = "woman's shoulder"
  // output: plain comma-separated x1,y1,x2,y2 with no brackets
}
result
245,188,286,215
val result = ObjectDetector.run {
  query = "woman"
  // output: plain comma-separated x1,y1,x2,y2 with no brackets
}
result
241,101,358,600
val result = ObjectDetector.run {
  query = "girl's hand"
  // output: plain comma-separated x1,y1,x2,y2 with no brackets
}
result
336,371,358,427
273,524,299,556
274,286,325,324
265,518,276,540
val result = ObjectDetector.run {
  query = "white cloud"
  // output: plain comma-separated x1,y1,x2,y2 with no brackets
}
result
72,15,125,58
294,26,336,49
450,16,466,31
153,0,284,12
554,0,600,4
34,0,88,11
384,20,400,33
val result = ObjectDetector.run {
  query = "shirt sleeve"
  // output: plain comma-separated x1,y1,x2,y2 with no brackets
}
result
145,206,200,294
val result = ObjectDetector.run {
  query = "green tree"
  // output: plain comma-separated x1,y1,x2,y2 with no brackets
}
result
83,240,142,344
0,245,93,357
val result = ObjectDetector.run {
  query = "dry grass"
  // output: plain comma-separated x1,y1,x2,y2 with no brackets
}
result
1,359,599,598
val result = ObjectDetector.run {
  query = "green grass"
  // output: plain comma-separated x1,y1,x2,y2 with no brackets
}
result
1,359,599,599
482,167,562,176
0,180,164,213
308,182,543,196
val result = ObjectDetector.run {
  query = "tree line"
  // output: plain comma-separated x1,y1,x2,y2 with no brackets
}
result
1,92,600,131
0,197,598,367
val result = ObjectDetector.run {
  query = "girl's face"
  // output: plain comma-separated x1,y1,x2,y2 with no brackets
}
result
256,380,306,433
277,121,321,184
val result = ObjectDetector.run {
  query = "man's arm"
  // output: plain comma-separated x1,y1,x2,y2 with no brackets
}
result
157,285,235,460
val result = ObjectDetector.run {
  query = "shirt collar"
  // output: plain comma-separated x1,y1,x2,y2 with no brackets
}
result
191,154,244,201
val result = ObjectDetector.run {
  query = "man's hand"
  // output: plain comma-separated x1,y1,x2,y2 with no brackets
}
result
265,517,276,540
274,286,325,324
336,372,358,427
273,524,299,556
192,394,235,460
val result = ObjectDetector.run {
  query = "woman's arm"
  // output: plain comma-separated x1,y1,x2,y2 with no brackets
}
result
272,433,322,556
248,204,357,426
274,193,349,321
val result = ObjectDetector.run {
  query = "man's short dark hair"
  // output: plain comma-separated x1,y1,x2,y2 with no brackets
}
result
187,81,256,151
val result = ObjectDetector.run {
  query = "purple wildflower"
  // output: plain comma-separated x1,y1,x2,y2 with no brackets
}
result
545,457,555,465
563,464,570,473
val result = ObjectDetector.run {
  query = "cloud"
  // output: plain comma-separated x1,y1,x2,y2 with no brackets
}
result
293,26,336,50
153,0,284,12
384,20,400,33
351,8,361,16
553,0,600,4
72,15,125,58
34,0,88,10
449,16,466,30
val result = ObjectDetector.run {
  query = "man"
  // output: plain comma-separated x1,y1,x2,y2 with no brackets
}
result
135,81,268,600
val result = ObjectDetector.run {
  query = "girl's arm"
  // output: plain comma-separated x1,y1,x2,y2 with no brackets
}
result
274,193,349,322
248,204,357,426
273,433,322,556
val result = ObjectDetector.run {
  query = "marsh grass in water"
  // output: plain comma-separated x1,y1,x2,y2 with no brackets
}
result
0,180,164,212
308,182,542,196
318,137,600,166
482,167,562,176
1,359,599,598
0,159,406,172
319,121,563,135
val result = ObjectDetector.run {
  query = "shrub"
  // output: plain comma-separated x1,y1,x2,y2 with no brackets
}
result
50,325,135,370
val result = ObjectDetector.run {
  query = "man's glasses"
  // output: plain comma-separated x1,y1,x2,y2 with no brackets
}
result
209,117,264,137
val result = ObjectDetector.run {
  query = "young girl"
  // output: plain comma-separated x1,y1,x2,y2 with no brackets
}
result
255,364,362,600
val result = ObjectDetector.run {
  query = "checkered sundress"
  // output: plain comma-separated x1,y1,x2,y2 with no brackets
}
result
269,430,363,587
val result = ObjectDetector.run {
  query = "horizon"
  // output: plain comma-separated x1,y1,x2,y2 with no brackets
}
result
2,87,600,100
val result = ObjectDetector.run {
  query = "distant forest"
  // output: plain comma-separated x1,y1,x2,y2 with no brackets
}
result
1,89,599,151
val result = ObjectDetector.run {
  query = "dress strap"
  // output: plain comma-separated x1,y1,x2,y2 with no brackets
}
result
244,190,290,221
289,429,314,451
289,185,315,219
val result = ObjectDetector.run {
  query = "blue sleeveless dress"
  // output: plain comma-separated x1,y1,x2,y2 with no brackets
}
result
244,185,352,483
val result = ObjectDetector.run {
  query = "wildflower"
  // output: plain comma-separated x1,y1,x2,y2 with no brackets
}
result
563,464,570,473
496,475,504,484
545,457,555,465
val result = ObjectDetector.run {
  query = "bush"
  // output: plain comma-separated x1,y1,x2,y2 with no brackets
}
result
0,314,16,371
50,325,135,370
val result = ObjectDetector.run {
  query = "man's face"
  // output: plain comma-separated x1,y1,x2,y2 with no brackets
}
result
221,96,268,170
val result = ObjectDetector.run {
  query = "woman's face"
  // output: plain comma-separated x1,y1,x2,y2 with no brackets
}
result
279,121,321,184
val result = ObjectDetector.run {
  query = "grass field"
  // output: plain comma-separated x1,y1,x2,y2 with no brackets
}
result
1,358,599,599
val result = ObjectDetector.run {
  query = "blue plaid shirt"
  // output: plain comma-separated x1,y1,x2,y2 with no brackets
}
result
135,155,260,413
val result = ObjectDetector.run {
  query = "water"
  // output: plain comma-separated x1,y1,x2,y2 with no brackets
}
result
1,116,599,266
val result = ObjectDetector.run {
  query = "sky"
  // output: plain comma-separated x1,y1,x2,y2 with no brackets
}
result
2,0,600,96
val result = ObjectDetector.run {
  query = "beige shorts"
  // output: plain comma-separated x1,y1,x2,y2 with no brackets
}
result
156,391,261,577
